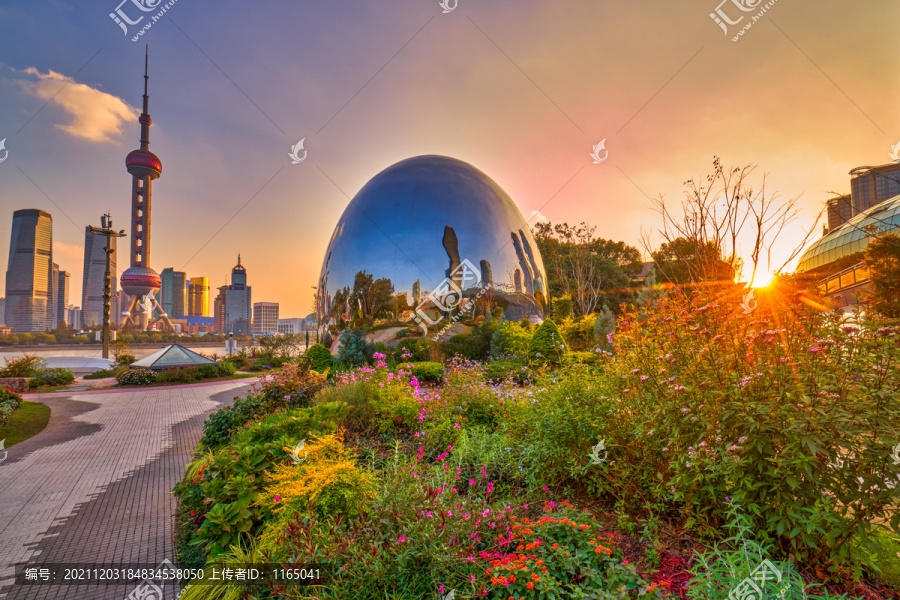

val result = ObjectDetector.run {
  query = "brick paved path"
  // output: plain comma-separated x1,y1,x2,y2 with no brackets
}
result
0,380,257,599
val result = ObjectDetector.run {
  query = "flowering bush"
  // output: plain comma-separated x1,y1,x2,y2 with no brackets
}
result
595,288,900,574
487,501,664,599
0,387,22,427
256,361,328,409
116,368,158,386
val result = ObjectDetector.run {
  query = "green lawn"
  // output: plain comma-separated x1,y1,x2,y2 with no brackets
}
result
0,401,51,447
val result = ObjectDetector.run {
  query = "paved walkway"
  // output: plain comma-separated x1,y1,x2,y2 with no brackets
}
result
0,379,257,599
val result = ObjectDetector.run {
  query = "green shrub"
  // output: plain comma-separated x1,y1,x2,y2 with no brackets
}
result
483,360,532,384
28,368,75,389
314,381,379,434
216,361,236,377
528,318,568,366
552,295,574,320
84,368,120,379
116,369,159,386
565,351,601,366
195,364,221,380
305,343,334,373
490,320,533,358
0,388,23,427
410,361,444,383
0,355,41,378
157,366,201,383
559,313,599,351
115,353,136,366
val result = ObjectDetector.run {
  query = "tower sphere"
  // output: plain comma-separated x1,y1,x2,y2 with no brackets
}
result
120,265,161,298
317,155,548,337
125,148,162,179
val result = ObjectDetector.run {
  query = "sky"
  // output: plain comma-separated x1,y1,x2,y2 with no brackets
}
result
0,0,898,316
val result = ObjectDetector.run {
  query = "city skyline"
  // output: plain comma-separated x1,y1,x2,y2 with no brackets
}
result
0,1,898,315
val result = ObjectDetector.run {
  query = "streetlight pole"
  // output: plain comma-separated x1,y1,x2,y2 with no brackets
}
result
88,213,126,359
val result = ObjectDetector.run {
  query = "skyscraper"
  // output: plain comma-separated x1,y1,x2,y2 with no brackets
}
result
82,225,118,329
225,255,252,335
53,267,69,329
119,48,173,332
50,262,59,328
5,209,53,333
253,302,279,335
188,276,210,316
67,305,82,331
160,268,187,317
213,284,227,333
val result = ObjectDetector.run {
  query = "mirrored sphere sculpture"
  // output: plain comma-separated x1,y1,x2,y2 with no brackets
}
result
317,155,548,341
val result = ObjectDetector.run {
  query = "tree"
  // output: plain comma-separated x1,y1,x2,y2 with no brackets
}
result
533,222,641,316
351,271,395,320
652,237,736,285
642,157,820,286
864,232,900,318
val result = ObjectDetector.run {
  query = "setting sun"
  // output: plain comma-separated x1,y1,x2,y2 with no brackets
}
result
750,271,776,288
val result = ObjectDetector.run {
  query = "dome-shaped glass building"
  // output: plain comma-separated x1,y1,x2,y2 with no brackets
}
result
796,194,900,272
317,155,548,340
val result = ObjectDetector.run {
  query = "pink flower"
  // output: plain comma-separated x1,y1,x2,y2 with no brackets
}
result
398,535,407,542
274,495,281,502
469,479,476,485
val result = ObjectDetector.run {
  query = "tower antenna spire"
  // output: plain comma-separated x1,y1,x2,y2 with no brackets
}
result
143,45,149,115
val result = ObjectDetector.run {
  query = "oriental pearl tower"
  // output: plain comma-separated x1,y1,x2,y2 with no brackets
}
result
120,47,174,332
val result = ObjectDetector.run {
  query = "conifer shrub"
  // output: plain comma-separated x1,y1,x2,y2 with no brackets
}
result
527,318,568,367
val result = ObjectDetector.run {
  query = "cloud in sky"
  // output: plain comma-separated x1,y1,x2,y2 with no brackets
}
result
16,68,137,142
527,210,549,224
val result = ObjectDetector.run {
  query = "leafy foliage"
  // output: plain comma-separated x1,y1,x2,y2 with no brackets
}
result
28,368,75,389
490,320,533,359
0,355,41,378
552,296,575,320
534,221,641,316
687,501,855,599
558,314,599,351
175,404,347,558
200,395,267,449
864,232,900,318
